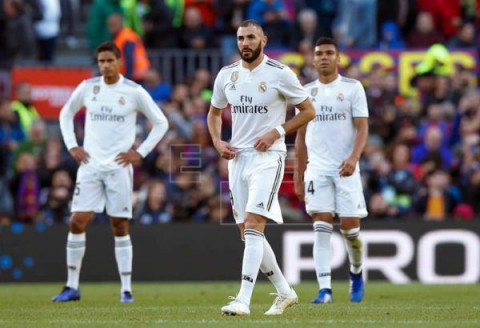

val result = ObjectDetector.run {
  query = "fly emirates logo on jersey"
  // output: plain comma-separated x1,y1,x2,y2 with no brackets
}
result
312,105,347,122
89,105,125,122
231,95,268,114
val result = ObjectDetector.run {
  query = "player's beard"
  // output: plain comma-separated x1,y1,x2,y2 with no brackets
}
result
239,41,262,63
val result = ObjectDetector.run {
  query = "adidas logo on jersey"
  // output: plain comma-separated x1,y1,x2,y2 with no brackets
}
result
230,84,236,90
256,202,265,209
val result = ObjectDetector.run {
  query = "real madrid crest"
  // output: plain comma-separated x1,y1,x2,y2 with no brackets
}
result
230,71,238,90
93,85,100,94
119,96,126,105
311,87,318,101
258,81,267,93
336,93,344,102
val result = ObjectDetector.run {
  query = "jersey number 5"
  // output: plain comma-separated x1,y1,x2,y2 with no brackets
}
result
307,181,315,194
74,183,80,196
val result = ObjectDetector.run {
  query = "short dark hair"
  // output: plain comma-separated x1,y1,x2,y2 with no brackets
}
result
238,19,264,34
96,41,121,59
315,37,339,53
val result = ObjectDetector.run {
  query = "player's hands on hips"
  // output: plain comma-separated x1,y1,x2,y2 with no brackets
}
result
115,149,142,166
69,147,89,164
254,129,280,152
213,140,236,160
339,156,357,177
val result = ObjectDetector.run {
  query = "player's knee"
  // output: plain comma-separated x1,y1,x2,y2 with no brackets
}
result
111,219,129,236
69,213,92,233
244,213,266,231
340,227,361,243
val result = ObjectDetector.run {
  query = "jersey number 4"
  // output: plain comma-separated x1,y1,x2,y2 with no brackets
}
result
307,181,315,194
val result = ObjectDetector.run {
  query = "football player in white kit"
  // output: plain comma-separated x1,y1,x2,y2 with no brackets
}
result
207,20,315,316
295,37,369,304
53,42,169,303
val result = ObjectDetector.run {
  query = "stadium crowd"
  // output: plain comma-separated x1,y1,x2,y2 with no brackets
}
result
0,0,479,225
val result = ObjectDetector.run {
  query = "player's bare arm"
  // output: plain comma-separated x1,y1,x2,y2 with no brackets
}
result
69,147,90,164
254,97,315,152
115,149,142,167
294,124,307,201
207,105,237,159
339,117,368,177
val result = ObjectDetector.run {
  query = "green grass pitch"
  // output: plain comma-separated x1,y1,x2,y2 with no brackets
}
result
0,282,479,327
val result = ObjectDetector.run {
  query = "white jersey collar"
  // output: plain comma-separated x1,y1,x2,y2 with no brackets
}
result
317,74,341,87
240,54,269,73
101,74,124,87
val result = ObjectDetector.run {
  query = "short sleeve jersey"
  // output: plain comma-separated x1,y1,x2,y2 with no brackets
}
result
211,55,308,152
303,75,368,175
60,75,167,171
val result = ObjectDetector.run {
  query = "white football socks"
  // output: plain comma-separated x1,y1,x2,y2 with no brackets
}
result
237,229,264,305
260,238,291,295
341,227,363,274
66,232,86,290
313,221,333,290
115,235,133,293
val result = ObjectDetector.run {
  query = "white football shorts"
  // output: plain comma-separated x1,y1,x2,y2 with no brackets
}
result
71,164,133,218
304,169,368,218
228,150,286,224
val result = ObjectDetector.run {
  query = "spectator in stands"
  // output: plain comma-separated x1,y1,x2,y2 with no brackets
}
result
417,102,452,148
0,97,24,176
298,0,338,38
0,97,20,224
462,166,480,215
143,0,180,49
24,0,43,22
179,6,214,49
417,0,461,39
36,137,72,188
164,83,194,140
11,119,46,172
10,152,41,222
377,21,405,50
290,8,321,52
167,170,199,222
406,11,443,48
447,21,477,48
385,142,419,217
143,68,172,105
412,125,454,170
189,68,212,101
34,0,61,63
247,0,292,49
193,194,232,223
121,0,143,36
376,0,416,39
59,0,79,48
190,172,217,221
11,82,39,138
134,179,172,224
216,0,250,36
216,0,251,62
411,44,454,109
2,0,36,66
108,12,150,82
333,0,377,49
86,0,123,51
413,169,460,221
41,169,73,225
184,0,216,29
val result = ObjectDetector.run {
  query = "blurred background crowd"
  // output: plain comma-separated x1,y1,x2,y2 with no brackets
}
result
0,0,479,225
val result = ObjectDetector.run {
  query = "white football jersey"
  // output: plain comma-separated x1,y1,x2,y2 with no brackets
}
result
303,75,368,175
211,55,308,152
60,75,168,171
